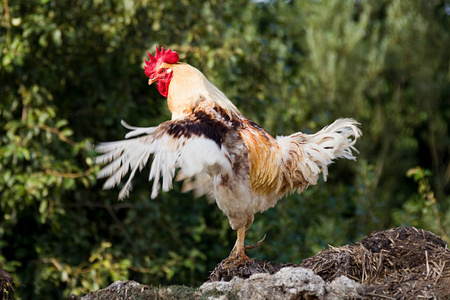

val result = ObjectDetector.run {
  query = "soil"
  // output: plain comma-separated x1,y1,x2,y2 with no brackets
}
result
209,226,450,299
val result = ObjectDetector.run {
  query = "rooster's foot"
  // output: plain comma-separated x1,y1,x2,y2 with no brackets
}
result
222,251,252,269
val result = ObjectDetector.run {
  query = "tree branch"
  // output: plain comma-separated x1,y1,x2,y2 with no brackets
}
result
3,0,11,50
39,124,78,146
44,167,94,178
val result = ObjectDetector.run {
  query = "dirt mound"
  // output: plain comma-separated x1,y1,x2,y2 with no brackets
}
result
208,259,295,282
209,226,450,299
301,226,450,298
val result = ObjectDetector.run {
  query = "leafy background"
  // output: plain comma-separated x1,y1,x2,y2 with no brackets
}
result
1,0,449,299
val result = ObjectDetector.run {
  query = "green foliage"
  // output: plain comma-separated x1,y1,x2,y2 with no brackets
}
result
0,0,449,299
393,167,449,244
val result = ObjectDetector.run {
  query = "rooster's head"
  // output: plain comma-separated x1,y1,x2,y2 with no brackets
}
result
144,46,179,97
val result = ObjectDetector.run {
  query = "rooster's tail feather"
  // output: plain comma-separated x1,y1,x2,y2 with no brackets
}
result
304,118,361,179
276,118,361,192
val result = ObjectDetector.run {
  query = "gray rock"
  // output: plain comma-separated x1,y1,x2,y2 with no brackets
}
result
200,267,362,300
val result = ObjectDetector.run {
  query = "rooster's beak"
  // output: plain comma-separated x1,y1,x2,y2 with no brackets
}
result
148,78,157,85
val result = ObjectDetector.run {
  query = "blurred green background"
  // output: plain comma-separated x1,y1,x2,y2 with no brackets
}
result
1,0,449,298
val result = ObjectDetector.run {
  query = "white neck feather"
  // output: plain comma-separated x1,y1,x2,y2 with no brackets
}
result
167,63,240,119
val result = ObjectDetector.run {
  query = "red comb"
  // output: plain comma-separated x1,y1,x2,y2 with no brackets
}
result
145,46,179,77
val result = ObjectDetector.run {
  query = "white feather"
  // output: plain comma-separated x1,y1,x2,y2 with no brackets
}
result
96,121,232,200
121,120,157,138
277,118,361,187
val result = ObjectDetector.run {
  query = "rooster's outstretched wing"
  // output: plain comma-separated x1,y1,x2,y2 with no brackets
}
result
95,107,232,199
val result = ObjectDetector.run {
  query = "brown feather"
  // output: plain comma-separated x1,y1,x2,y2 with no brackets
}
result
238,119,282,195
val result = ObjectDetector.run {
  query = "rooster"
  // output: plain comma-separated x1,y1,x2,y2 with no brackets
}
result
96,46,361,267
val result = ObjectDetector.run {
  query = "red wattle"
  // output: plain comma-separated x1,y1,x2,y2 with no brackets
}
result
157,81,168,97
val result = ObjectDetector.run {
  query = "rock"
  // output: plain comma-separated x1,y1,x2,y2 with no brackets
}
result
75,270,362,300
326,276,362,299
200,267,362,300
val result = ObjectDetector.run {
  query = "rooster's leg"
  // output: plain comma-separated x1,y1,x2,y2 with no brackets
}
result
222,226,252,268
